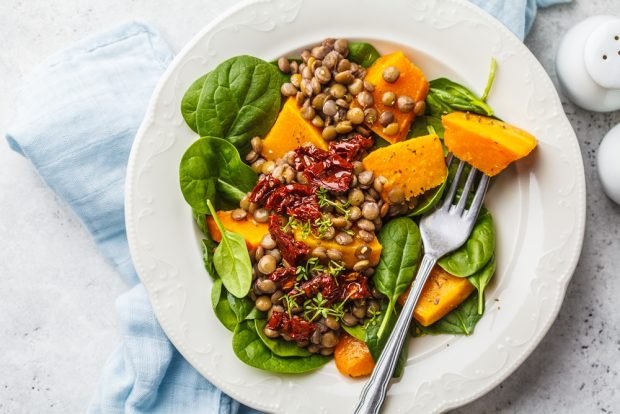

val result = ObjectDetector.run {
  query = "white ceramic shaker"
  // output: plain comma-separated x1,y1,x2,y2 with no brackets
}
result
556,15,620,205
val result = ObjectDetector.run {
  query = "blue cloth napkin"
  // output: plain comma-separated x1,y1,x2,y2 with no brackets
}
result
5,1,568,413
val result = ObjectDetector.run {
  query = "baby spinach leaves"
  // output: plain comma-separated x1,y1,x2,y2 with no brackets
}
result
438,209,495,277
348,42,381,68
255,320,312,357
427,78,494,117
364,304,408,378
181,74,208,133
373,218,422,337
468,255,496,314
179,137,257,213
342,324,367,342
412,293,483,336
233,320,330,373
211,279,239,331
206,200,253,298
194,55,282,155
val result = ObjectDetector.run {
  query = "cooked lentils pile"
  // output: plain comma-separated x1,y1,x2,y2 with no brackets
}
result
275,38,425,141
228,38,420,356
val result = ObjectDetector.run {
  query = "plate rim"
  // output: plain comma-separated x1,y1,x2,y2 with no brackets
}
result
125,0,587,412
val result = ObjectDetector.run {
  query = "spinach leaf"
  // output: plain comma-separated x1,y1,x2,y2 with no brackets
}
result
408,115,445,139
408,180,446,217
438,209,495,277
211,279,238,331
202,237,217,277
193,210,208,235
373,217,422,338
348,42,380,68
232,320,330,373
412,293,482,336
427,78,493,117
211,279,262,331
195,55,282,155
181,74,208,133
255,320,312,357
480,58,498,102
206,200,253,298
342,324,367,342
364,305,408,378
179,137,257,213
468,255,496,314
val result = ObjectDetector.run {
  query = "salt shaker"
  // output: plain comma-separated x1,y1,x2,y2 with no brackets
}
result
556,15,620,112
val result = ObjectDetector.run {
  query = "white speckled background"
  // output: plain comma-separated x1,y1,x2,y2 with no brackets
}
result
0,1,618,413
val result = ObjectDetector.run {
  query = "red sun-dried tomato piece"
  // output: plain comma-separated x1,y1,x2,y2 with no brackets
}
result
297,274,342,304
269,215,309,265
269,266,297,291
249,174,282,204
266,310,285,330
339,271,371,300
265,183,321,221
293,145,353,192
329,134,373,162
283,316,316,342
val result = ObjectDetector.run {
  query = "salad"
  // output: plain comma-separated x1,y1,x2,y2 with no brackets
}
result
179,38,537,377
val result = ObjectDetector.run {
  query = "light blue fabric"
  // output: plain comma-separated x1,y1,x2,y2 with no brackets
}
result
5,2,567,413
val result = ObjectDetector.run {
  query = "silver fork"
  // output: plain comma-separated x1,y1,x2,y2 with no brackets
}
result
353,157,490,414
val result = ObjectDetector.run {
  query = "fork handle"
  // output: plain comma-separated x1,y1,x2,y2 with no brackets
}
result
353,254,437,414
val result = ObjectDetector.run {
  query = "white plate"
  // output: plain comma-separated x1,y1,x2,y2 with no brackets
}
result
125,0,586,412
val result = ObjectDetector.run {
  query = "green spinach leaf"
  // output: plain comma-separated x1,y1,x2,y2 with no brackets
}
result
373,217,422,337
193,210,208,235
427,78,493,117
348,42,381,68
232,320,330,373
364,305,408,378
468,255,496,314
181,74,208,133
255,320,312,357
179,137,257,213
211,279,238,331
438,209,495,277
412,293,482,336
195,55,282,155
408,115,445,139
408,180,446,217
342,324,367,342
206,200,253,298
202,237,217,277
211,279,262,331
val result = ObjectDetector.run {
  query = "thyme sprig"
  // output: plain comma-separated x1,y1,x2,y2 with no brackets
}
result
317,187,351,220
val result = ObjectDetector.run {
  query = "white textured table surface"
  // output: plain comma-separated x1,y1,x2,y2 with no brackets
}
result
1,1,619,413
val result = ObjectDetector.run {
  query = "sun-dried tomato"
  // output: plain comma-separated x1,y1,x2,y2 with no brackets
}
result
339,271,371,300
293,145,353,192
329,134,373,162
266,311,316,342
249,174,281,204
265,183,321,221
268,266,297,291
266,310,285,330
283,316,316,341
269,215,309,265
296,274,341,304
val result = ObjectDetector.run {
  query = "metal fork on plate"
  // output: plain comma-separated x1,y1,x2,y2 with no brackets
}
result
353,156,490,414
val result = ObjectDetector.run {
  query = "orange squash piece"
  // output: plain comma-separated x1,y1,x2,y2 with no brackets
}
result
334,334,375,377
260,97,328,161
292,229,382,269
359,51,429,143
362,133,447,202
206,211,269,252
443,112,537,176
398,265,475,326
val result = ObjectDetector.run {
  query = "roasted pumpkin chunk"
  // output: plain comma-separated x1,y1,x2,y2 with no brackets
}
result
443,112,537,176
206,211,269,251
360,51,429,144
292,228,382,269
399,265,476,326
334,334,375,377
362,133,447,202
260,97,328,161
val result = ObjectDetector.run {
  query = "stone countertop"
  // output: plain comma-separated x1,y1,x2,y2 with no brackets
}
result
0,1,618,412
